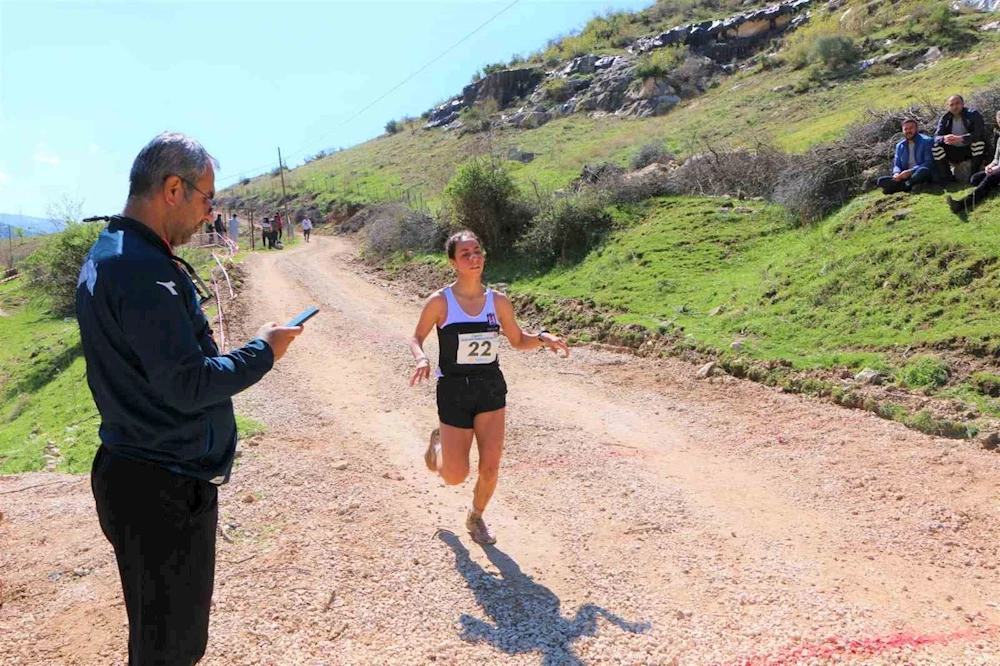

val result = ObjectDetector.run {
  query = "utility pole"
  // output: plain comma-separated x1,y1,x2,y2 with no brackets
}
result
277,147,293,241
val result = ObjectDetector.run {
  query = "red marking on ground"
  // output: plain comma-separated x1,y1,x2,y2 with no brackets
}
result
722,628,990,666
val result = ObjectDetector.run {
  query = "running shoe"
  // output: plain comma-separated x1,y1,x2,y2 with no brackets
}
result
466,510,497,545
424,428,441,472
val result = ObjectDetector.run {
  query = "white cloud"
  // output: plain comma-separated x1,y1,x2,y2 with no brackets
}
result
35,145,61,166
88,143,100,154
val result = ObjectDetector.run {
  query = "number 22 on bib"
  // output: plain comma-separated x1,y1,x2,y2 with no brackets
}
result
457,331,498,364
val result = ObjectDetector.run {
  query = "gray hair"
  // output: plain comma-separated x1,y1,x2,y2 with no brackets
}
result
128,132,219,199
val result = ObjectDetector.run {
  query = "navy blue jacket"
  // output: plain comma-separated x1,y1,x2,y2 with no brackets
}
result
934,108,986,146
76,215,273,483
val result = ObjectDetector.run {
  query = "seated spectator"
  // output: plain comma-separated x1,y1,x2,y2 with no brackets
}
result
876,119,934,194
933,95,986,182
948,110,1000,216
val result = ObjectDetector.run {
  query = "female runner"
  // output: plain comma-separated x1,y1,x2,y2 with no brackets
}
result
409,230,569,544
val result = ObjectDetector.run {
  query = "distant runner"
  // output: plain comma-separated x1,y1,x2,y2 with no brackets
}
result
409,230,569,545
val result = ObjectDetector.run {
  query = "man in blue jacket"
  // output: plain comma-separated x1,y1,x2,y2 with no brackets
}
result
932,95,987,183
76,132,303,665
876,118,935,194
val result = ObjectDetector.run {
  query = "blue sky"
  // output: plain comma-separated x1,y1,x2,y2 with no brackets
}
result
0,0,654,218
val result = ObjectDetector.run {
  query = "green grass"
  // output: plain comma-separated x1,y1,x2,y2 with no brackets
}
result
0,242,264,475
220,27,1000,215
497,190,1000,373
0,278,97,474
235,414,267,438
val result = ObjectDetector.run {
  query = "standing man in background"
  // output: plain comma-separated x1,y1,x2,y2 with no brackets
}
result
76,132,303,665
274,212,283,242
261,216,272,249
229,212,239,247
213,213,225,245
301,215,312,243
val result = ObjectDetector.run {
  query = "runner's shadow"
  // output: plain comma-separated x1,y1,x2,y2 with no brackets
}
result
437,530,650,666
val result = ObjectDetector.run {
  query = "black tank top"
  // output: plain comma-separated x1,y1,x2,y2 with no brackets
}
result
436,286,501,377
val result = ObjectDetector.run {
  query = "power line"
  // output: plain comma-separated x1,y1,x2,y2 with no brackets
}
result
217,0,521,184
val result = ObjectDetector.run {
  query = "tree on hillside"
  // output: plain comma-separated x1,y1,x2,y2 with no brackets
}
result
46,195,85,229
444,157,530,253
3,224,26,271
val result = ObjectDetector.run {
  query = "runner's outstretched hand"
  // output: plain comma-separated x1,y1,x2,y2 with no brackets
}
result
410,358,431,386
540,333,570,358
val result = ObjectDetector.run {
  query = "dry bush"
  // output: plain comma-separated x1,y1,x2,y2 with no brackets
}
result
671,139,791,199
631,141,677,170
360,205,444,258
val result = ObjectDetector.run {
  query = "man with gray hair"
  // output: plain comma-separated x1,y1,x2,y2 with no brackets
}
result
76,132,303,664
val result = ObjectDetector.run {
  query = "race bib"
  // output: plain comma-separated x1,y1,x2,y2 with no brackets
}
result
457,332,498,364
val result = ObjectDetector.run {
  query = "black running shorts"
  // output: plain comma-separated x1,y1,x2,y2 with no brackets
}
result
436,372,507,429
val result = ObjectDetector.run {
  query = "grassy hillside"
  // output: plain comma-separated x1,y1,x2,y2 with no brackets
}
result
521,193,1000,368
221,3,1000,216
0,240,264,475
213,0,1000,436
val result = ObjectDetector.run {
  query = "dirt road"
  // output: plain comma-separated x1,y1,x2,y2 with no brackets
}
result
3,235,1000,665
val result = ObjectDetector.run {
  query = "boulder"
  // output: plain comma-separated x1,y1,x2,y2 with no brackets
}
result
980,432,1000,451
562,55,599,76
463,67,544,109
922,46,943,64
574,57,637,113
697,361,717,379
510,110,552,129
854,368,882,385
958,0,1000,11
507,147,536,163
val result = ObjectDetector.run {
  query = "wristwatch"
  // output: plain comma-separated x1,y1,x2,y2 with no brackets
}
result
538,329,550,341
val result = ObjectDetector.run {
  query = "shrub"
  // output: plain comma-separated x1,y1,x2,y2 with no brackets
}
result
22,221,104,317
970,84,1000,129
240,177,251,186
631,141,676,170
971,371,1000,397
541,78,572,104
774,103,940,223
899,356,950,389
518,192,613,264
635,45,687,80
458,99,499,134
673,140,791,199
813,35,860,75
581,162,679,204
444,158,530,253
361,205,443,258
385,119,400,135
481,62,507,76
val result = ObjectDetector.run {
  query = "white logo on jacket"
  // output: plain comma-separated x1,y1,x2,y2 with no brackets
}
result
156,281,178,296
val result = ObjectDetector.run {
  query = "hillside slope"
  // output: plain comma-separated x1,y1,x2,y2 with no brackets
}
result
219,0,1000,216
215,0,1000,437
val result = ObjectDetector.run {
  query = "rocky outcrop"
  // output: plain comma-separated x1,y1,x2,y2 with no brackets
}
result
959,0,1000,10
463,68,544,108
629,0,814,61
425,98,465,129
422,0,811,131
